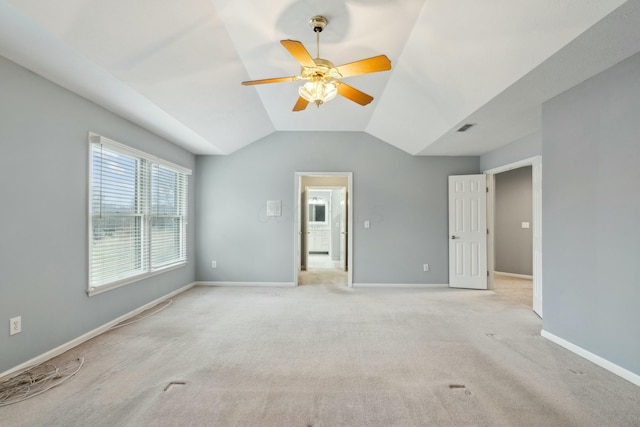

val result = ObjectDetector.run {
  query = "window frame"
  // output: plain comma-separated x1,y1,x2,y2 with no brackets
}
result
87,132,191,297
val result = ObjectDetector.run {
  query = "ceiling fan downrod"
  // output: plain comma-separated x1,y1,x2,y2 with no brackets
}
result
309,15,327,59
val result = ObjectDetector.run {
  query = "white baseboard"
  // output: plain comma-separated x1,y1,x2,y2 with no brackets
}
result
196,281,296,287
0,282,195,382
352,283,448,288
541,329,640,387
197,282,446,289
494,271,533,279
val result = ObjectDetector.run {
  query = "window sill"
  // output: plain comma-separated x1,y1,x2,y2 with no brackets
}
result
87,262,187,297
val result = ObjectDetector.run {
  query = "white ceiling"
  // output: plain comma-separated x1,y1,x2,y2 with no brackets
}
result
1,0,639,156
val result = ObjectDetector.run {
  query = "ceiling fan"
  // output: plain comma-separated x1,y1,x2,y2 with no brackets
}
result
241,15,392,111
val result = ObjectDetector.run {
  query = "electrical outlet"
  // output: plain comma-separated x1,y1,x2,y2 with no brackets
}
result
211,260,217,268
10,316,21,335
423,264,429,272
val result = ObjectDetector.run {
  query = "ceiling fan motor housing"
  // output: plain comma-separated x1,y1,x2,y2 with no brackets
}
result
301,58,340,82
309,15,327,33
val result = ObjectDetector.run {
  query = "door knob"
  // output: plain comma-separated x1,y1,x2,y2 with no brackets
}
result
451,235,458,240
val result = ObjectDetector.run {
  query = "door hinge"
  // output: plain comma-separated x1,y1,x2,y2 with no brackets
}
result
486,187,489,193
487,271,489,277
487,228,489,235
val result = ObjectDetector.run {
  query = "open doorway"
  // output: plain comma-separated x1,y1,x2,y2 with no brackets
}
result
294,173,353,286
486,156,542,317
306,188,344,269
493,166,533,307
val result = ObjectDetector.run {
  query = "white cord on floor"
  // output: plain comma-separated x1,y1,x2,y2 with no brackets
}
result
0,298,172,406
0,358,84,407
110,299,173,330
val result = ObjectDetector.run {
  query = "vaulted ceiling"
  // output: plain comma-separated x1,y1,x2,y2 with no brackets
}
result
1,0,639,155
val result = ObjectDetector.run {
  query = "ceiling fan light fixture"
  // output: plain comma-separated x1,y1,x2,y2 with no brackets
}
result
298,80,338,107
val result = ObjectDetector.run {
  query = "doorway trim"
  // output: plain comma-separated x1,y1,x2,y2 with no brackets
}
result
294,172,353,287
484,155,542,317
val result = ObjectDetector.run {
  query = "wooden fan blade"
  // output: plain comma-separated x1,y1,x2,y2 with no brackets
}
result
336,82,374,106
336,55,391,78
293,96,310,112
281,40,316,68
242,76,298,86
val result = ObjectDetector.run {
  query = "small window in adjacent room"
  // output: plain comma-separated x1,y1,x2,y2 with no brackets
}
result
88,133,191,296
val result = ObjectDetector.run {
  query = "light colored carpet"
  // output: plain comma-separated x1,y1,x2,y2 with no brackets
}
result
298,268,348,286
2,284,640,426
493,273,533,308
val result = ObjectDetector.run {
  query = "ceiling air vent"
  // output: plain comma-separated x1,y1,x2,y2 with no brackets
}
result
457,123,475,132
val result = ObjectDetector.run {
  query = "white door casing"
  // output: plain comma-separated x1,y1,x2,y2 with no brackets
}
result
532,157,543,317
484,155,542,317
303,187,308,270
294,173,353,286
449,174,488,289
295,176,303,275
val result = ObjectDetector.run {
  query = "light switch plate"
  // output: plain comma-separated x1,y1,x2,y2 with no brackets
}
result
521,222,530,229
10,316,21,335
364,220,370,229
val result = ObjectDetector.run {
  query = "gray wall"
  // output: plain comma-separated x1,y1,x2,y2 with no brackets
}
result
542,51,640,376
0,56,196,374
195,132,479,284
480,132,541,172
495,167,532,275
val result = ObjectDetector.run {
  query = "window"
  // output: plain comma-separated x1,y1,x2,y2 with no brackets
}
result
88,133,190,296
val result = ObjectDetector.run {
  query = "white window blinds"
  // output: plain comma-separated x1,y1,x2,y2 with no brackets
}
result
88,133,190,295
151,163,188,269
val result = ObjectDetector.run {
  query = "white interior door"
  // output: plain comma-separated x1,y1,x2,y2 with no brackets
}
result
339,188,347,270
449,174,488,289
